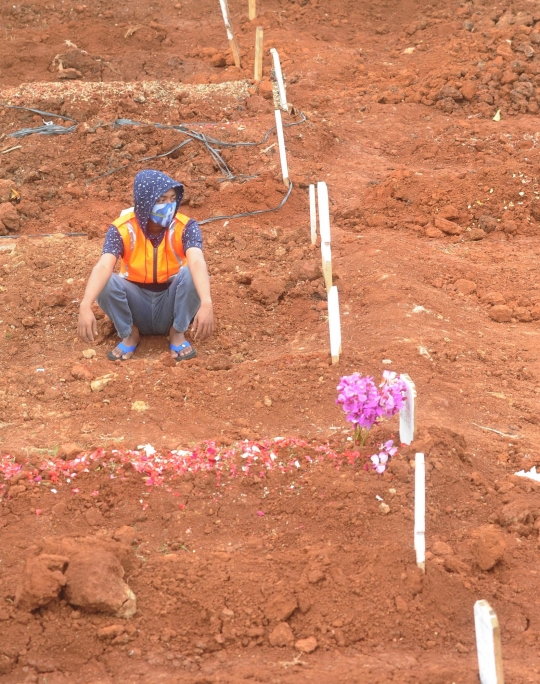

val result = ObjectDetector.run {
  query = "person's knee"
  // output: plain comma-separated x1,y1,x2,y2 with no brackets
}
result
181,265,195,287
97,274,121,305
175,266,198,296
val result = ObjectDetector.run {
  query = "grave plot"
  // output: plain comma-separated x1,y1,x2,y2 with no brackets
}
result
2,0,540,682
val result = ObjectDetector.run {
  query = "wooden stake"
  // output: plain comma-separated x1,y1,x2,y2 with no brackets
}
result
399,374,416,446
328,286,342,364
321,242,332,292
1,145,22,155
474,600,504,684
254,26,263,82
414,452,425,573
309,184,317,245
248,0,256,21
317,181,331,244
274,109,289,188
269,48,287,110
218,0,242,69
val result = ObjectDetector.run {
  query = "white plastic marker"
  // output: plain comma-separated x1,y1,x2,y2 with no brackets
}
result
274,109,289,188
254,26,263,82
474,600,504,684
317,181,331,244
248,0,256,21
321,241,333,292
218,0,241,69
414,452,425,573
399,374,416,446
327,285,342,364
309,184,317,245
269,48,287,110
515,465,540,482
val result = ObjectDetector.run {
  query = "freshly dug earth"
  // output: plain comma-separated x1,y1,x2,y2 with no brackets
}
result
2,0,540,681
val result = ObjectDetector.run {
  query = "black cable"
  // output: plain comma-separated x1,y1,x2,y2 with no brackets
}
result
84,111,306,186
1,104,303,232
7,124,77,138
106,113,307,146
0,103,77,122
199,180,293,225
85,138,193,184
0,232,87,240
0,182,295,238
1,103,78,138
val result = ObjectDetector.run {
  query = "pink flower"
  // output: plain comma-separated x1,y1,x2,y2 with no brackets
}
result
371,452,388,474
336,372,406,430
336,372,407,448
369,440,398,474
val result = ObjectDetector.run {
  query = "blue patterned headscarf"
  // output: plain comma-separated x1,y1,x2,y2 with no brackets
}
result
133,170,184,233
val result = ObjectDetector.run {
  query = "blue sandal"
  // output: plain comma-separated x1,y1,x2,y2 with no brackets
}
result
107,341,138,362
170,341,197,362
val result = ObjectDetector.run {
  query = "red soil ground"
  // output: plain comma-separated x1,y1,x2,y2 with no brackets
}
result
2,0,540,681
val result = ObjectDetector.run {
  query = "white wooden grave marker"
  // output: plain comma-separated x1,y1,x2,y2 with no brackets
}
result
269,48,287,111
317,181,332,290
316,181,331,244
321,242,333,292
274,110,289,188
474,600,504,684
399,374,416,446
309,184,317,245
414,452,425,573
218,0,241,68
327,286,342,365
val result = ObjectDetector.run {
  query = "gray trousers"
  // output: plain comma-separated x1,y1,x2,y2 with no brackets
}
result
97,268,200,340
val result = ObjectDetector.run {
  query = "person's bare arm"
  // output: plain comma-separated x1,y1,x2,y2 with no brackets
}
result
186,247,214,340
77,253,117,343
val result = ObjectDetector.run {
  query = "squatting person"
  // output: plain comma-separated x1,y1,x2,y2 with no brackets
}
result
77,169,214,361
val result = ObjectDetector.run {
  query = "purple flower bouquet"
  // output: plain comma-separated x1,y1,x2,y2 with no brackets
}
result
336,371,407,473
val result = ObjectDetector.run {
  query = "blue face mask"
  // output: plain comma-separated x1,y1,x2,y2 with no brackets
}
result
150,201,176,228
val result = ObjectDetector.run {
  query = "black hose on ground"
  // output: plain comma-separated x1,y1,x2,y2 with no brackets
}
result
0,103,305,233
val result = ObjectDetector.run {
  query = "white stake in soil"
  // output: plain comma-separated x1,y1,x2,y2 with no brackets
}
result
274,109,289,188
321,242,333,292
414,452,426,573
309,184,317,245
399,374,416,446
474,600,504,684
218,0,242,68
327,285,342,365
269,48,287,111
317,181,331,245
254,27,263,82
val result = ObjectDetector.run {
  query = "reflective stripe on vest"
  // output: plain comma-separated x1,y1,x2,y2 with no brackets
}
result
112,210,189,284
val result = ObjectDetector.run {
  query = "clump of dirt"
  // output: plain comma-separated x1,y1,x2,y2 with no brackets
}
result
15,537,137,617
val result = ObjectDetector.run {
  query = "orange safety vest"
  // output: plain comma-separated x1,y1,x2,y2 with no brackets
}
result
112,210,189,284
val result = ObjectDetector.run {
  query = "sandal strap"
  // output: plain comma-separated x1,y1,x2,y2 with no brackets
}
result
117,342,137,353
170,341,191,352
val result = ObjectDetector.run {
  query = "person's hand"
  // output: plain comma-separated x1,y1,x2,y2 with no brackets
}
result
77,305,98,343
192,302,214,340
